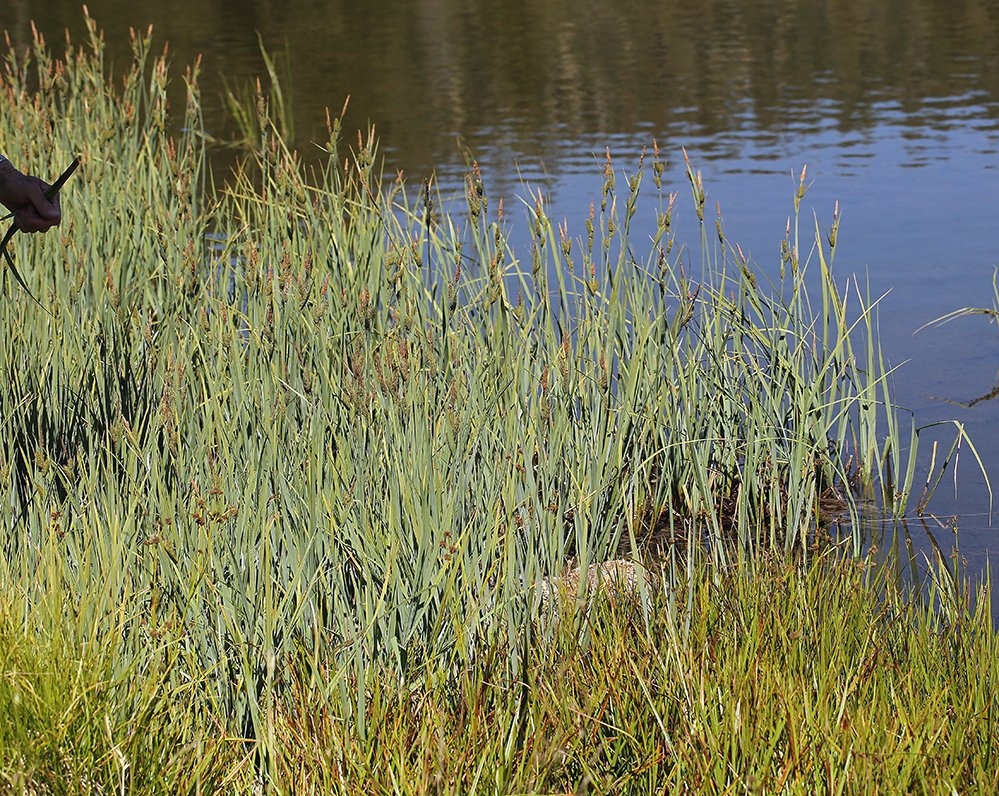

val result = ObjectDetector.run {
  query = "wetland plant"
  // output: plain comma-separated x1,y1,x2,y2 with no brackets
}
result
0,12,992,792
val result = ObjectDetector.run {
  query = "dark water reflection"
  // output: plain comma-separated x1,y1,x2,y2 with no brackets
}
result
6,1,999,180
4,0,999,583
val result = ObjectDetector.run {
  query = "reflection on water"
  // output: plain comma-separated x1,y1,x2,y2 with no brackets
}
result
3,0,999,569
3,0,999,180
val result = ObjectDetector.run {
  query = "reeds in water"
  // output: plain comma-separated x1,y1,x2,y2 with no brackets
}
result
0,12,991,792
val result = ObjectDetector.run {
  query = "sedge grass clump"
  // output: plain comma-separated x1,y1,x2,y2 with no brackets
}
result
0,11,990,788
267,552,999,794
0,590,249,793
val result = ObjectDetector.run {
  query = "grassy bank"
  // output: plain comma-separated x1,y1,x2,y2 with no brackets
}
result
0,11,994,793
2,553,995,793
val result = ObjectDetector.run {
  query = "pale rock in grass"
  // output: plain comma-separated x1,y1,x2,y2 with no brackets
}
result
536,558,656,614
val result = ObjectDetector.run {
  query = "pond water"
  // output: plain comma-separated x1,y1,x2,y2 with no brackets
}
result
5,1,999,586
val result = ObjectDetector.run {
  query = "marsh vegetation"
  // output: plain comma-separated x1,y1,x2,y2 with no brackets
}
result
0,14,995,794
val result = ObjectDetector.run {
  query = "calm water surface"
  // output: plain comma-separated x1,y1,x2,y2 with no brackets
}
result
5,0,999,580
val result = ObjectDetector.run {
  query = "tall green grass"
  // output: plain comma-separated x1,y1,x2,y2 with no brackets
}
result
0,11,992,792
271,554,998,795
